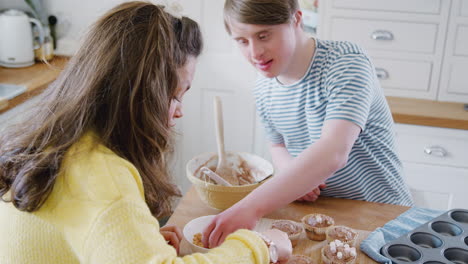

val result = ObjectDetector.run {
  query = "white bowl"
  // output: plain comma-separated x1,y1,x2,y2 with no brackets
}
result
183,215,216,253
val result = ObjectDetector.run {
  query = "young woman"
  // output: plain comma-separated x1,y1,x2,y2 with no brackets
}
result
203,0,413,248
0,2,290,263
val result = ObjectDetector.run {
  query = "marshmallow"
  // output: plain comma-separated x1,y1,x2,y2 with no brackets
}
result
350,248,357,257
344,243,350,249
337,252,343,259
316,215,322,223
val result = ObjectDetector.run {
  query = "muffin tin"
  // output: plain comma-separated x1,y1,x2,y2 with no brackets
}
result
380,209,468,264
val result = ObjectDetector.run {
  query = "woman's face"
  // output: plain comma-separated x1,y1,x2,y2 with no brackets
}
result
169,56,197,127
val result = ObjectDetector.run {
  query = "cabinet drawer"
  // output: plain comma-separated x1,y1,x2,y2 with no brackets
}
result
373,59,432,92
395,125,468,168
332,0,442,14
454,25,468,56
330,18,438,54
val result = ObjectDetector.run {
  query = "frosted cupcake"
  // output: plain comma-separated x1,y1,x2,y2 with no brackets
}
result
271,220,304,247
286,254,315,264
321,240,357,264
301,214,335,241
326,225,358,247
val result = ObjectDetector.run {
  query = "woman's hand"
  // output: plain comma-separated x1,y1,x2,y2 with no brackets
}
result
160,224,183,254
202,205,260,248
262,229,292,263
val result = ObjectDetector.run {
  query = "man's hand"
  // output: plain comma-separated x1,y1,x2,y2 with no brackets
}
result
296,183,326,202
160,224,183,254
202,205,260,249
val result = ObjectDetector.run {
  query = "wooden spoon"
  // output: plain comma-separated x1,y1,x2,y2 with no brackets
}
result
213,96,238,185
0,97,8,111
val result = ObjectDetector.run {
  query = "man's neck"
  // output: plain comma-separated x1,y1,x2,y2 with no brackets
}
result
277,35,316,86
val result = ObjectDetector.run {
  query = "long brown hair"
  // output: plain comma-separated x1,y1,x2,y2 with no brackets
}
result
224,0,299,34
0,1,202,217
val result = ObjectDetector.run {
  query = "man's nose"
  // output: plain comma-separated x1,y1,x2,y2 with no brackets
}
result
250,41,264,60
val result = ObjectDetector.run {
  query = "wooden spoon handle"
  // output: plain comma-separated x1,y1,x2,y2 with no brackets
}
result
214,96,225,164
0,97,8,111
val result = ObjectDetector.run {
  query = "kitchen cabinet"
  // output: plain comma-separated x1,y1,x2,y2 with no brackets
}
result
438,0,468,103
395,123,468,210
318,0,468,103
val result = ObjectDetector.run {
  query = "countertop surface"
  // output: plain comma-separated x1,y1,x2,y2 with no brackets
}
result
0,57,68,113
167,187,409,232
1,57,468,130
167,187,409,262
387,96,468,130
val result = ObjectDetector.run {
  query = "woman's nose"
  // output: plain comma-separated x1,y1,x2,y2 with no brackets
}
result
174,106,183,119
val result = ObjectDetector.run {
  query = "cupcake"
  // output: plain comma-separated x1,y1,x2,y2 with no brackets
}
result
326,225,358,247
271,220,304,247
321,240,357,264
287,254,316,264
301,213,335,241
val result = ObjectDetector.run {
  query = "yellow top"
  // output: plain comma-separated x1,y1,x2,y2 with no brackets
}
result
0,132,269,264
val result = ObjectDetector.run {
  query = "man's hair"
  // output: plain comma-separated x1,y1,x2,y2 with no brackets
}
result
224,0,299,34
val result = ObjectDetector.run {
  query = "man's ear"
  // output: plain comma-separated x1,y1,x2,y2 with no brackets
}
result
293,10,303,27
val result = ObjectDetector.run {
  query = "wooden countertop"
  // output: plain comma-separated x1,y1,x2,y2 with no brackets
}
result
1,58,467,130
0,57,68,113
168,187,408,232
167,187,409,262
387,96,468,130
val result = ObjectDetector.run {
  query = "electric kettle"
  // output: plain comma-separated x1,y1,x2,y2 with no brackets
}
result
0,9,44,68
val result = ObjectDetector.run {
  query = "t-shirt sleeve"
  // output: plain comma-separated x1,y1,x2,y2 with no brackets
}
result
324,53,375,131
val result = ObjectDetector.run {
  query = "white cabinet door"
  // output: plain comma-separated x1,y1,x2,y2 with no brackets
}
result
403,162,468,210
438,0,468,102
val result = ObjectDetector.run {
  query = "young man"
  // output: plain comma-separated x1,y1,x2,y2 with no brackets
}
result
202,0,413,249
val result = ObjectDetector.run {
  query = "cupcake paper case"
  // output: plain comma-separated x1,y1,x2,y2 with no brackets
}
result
271,220,304,247
301,213,335,241
321,240,357,264
325,225,358,247
286,254,315,264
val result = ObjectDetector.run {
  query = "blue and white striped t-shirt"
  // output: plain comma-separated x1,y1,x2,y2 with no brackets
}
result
254,39,413,206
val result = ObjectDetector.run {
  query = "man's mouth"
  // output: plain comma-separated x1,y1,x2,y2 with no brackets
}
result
255,59,273,71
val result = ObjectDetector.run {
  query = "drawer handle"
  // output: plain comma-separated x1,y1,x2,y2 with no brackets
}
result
375,68,389,80
371,30,394,41
424,146,448,157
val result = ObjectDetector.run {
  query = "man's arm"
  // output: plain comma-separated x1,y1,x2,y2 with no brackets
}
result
270,143,293,172
270,143,326,202
203,119,361,248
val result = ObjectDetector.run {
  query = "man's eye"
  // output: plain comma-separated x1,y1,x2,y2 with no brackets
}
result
259,34,269,40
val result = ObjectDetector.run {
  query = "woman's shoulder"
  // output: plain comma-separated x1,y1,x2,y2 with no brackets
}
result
58,131,145,202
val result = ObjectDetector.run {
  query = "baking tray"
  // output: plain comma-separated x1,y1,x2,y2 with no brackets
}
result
380,208,468,264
